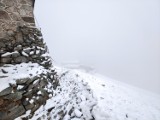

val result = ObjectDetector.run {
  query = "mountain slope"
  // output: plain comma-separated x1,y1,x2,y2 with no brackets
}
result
15,66,160,120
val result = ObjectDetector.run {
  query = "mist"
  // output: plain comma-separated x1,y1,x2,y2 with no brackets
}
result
34,0,160,94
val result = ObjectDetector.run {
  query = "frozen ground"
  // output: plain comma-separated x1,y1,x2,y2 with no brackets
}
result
1,64,160,120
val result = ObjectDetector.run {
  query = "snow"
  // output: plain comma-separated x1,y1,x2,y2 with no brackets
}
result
1,64,160,120
72,69,160,120
22,51,29,57
74,109,82,117
0,63,48,92
1,51,19,57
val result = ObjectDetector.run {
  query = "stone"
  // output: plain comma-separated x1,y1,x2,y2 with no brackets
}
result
8,105,25,119
20,5,32,11
15,32,23,43
5,102,17,110
23,90,33,98
16,45,23,51
0,76,8,78
0,87,12,96
1,69,8,74
16,78,29,85
2,0,14,7
0,50,5,54
19,0,27,4
1,57,12,63
26,76,38,85
12,52,20,58
0,111,7,120
7,30,15,36
31,103,40,113
0,99,4,105
39,88,49,98
4,92,22,101
0,2,5,8
39,79,48,88
14,56,28,63
0,42,5,48
0,10,10,20
23,49,31,54
22,17,35,23
22,99,29,106
25,103,34,110
37,96,45,104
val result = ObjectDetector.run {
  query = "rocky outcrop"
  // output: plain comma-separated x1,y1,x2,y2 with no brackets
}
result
0,26,52,68
0,25,59,119
0,26,59,119
0,70,58,120
0,0,59,119
0,0,35,38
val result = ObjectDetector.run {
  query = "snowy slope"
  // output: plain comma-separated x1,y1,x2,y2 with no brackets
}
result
1,64,160,120
73,69,160,120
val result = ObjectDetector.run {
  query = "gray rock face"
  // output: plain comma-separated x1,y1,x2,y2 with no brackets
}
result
0,87,12,96
0,26,59,119
0,70,58,120
1,57,12,64
4,92,23,101
0,26,52,68
14,56,28,63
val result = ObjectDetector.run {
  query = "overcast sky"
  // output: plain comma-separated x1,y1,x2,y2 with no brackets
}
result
35,0,160,94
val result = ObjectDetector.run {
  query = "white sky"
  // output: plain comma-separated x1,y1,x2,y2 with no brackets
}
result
34,0,160,94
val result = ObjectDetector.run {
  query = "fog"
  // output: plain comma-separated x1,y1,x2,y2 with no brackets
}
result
35,0,160,94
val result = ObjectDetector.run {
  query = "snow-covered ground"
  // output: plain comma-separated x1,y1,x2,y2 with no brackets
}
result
0,63,49,92
1,64,160,120
56,67,160,120
72,69,160,120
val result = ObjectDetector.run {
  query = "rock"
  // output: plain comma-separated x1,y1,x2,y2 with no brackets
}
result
0,50,5,54
12,51,20,58
22,99,29,106
0,42,5,48
24,90,34,98
0,99,4,105
39,79,48,88
0,111,7,120
31,103,40,113
5,102,17,110
0,10,10,20
15,32,23,43
16,78,29,85
14,56,28,63
23,48,31,54
1,57,12,63
4,92,22,101
16,45,23,51
22,17,35,23
0,2,5,8
2,0,15,7
39,88,49,98
36,96,45,104
8,105,25,119
1,69,8,74
7,30,15,36
25,103,34,110
0,87,12,96
0,76,8,78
